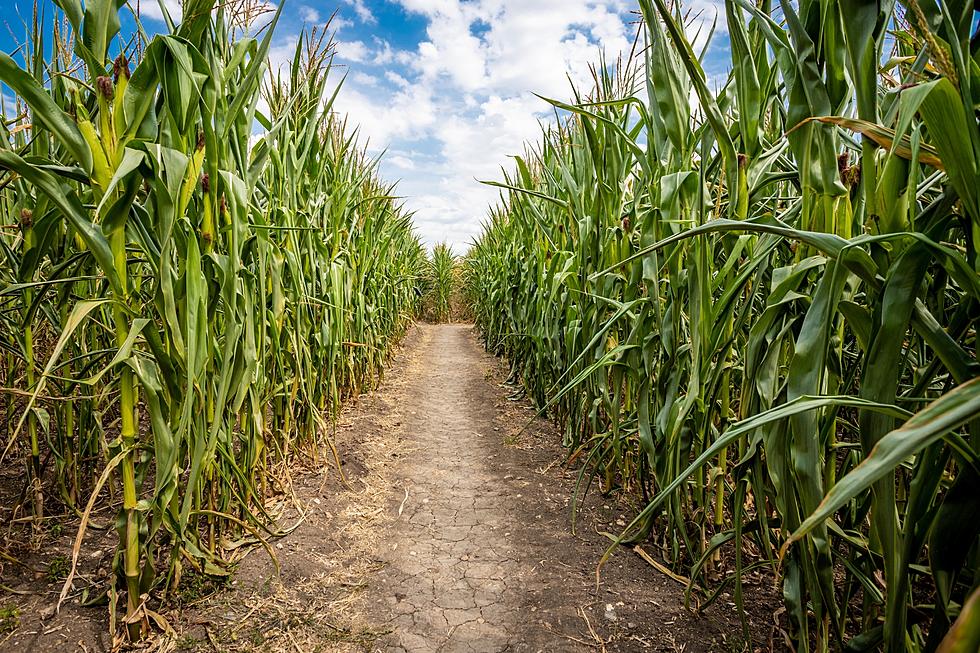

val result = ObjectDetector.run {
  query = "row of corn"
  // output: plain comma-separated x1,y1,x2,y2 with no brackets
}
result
0,0,426,639
422,242,462,322
465,1,980,651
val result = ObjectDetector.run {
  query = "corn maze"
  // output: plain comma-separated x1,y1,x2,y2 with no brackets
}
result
1,1,979,651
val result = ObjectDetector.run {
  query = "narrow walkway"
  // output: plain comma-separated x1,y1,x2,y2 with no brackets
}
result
4,324,762,653
367,325,530,651
169,323,759,653
361,324,753,652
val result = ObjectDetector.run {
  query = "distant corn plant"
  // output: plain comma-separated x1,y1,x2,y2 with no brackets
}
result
466,1,980,651
0,0,424,640
424,242,457,322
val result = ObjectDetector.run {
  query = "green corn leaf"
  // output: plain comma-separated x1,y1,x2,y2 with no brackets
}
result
0,150,121,294
786,377,980,550
937,586,980,653
0,53,93,174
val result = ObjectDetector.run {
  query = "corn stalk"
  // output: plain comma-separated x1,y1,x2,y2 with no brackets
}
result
465,2,980,650
0,0,425,640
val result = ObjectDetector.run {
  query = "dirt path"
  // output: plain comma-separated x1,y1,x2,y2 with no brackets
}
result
364,324,549,651
2,323,771,653
357,324,767,652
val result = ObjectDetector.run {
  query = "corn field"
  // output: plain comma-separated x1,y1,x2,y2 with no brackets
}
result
422,242,459,323
0,0,425,639
466,1,980,651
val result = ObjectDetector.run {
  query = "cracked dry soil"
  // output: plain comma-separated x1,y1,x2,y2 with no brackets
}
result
1,323,767,653
365,324,543,651
359,324,762,652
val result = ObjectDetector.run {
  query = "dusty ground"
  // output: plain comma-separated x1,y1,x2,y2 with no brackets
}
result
358,324,774,652
1,323,779,652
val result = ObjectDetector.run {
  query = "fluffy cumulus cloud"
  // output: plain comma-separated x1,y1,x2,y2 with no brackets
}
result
341,0,376,23
335,39,371,62
323,0,649,251
135,0,280,30
299,5,321,22
132,0,727,251
133,0,183,21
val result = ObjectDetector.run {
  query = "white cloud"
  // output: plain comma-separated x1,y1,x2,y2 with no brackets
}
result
371,39,399,65
299,5,320,22
336,40,370,62
342,0,376,24
349,0,635,249
350,71,380,87
293,0,683,250
334,81,436,147
330,15,354,31
387,155,417,171
384,71,410,87
685,0,727,52
133,0,182,22
265,33,299,74
134,0,280,30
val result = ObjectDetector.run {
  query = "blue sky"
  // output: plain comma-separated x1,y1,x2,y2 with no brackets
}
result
1,1,732,251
